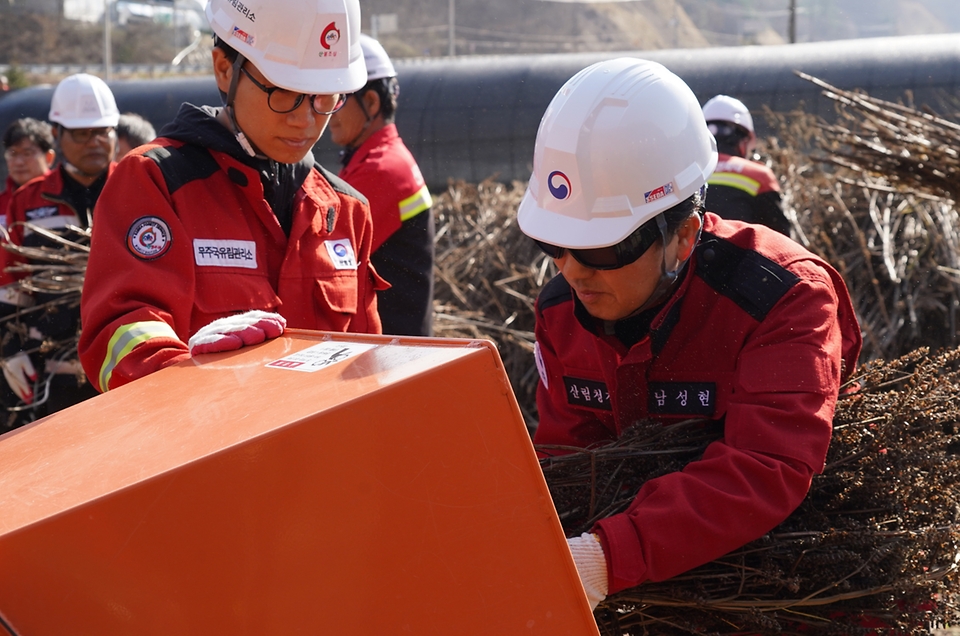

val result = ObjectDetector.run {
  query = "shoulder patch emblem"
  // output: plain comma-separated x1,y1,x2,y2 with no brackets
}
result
127,216,172,260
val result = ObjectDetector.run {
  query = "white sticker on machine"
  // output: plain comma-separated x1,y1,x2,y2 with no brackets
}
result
266,341,376,372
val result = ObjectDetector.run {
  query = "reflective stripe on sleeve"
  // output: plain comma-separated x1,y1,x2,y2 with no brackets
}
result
100,320,180,391
707,172,762,196
398,185,433,222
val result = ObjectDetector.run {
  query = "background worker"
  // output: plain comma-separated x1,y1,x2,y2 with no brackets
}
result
518,59,861,609
701,94,789,235
79,0,383,393
0,74,119,420
328,34,434,336
0,118,56,274
115,112,156,160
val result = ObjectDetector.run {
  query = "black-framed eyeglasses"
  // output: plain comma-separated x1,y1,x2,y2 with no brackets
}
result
62,127,115,144
534,217,664,270
240,66,346,115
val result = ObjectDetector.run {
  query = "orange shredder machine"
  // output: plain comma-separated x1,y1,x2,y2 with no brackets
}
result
0,329,600,635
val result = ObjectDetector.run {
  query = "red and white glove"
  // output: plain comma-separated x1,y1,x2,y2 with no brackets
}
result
567,532,609,611
2,352,37,404
188,310,286,356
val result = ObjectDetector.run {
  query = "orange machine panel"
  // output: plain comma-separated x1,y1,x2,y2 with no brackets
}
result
0,331,599,635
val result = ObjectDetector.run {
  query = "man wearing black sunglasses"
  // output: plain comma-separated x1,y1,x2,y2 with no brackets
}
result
519,59,862,611
79,0,385,393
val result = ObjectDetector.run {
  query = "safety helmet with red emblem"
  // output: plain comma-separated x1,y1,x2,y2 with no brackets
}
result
204,0,366,95
517,58,717,250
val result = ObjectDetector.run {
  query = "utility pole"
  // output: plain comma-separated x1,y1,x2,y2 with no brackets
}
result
788,0,797,43
173,0,179,52
103,0,112,80
448,0,455,56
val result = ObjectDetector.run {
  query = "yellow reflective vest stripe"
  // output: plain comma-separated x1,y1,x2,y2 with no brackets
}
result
398,184,433,222
707,171,762,196
100,320,179,391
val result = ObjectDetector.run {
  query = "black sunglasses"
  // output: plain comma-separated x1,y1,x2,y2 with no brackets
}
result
534,216,664,270
240,66,346,115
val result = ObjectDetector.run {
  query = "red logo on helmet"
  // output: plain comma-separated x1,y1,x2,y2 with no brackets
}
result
320,22,341,50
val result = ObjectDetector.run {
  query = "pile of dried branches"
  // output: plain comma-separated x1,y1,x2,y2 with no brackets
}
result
767,74,960,362
431,178,554,424
1,222,90,296
0,222,89,425
540,348,960,634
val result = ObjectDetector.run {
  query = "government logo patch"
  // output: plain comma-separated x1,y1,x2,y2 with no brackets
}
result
324,239,358,270
127,216,172,260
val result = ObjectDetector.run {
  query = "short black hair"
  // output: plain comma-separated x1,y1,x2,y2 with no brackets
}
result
3,117,54,152
662,188,705,235
214,35,240,63
117,112,156,148
356,77,399,123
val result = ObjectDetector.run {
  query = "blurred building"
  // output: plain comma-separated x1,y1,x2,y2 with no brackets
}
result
0,0,205,31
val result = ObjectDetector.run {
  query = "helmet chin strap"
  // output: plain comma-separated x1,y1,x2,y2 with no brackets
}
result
629,211,703,317
223,53,261,158
343,90,377,150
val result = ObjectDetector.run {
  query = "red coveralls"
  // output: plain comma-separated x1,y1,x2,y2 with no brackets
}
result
339,123,434,336
706,153,787,235
79,135,384,393
533,213,861,594
5,164,114,277
0,174,20,286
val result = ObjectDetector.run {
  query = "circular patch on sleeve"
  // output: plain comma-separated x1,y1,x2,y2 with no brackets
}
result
127,216,172,260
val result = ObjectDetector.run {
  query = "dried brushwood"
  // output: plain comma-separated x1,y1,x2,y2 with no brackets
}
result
0,222,90,422
540,349,960,635
431,177,555,425
766,74,960,362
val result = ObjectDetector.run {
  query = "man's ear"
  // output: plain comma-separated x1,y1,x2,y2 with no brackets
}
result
362,89,382,120
212,48,234,94
676,213,702,261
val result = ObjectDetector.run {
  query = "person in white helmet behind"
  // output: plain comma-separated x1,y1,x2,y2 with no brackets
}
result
79,0,385,394
328,34,434,336
1,73,120,425
519,58,861,612
701,94,789,235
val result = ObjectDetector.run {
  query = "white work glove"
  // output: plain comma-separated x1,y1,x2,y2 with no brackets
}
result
2,352,37,404
567,532,609,611
188,310,286,356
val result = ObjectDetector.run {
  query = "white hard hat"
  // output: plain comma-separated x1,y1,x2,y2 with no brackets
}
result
518,58,718,249
701,94,754,134
360,34,396,81
205,0,366,95
49,73,119,129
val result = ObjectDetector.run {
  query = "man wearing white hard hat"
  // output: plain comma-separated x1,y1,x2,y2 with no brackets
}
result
329,34,434,336
1,73,119,422
519,59,861,611
701,94,788,235
79,0,385,393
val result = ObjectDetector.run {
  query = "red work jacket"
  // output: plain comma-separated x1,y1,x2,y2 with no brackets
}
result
533,213,861,594
79,139,384,393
